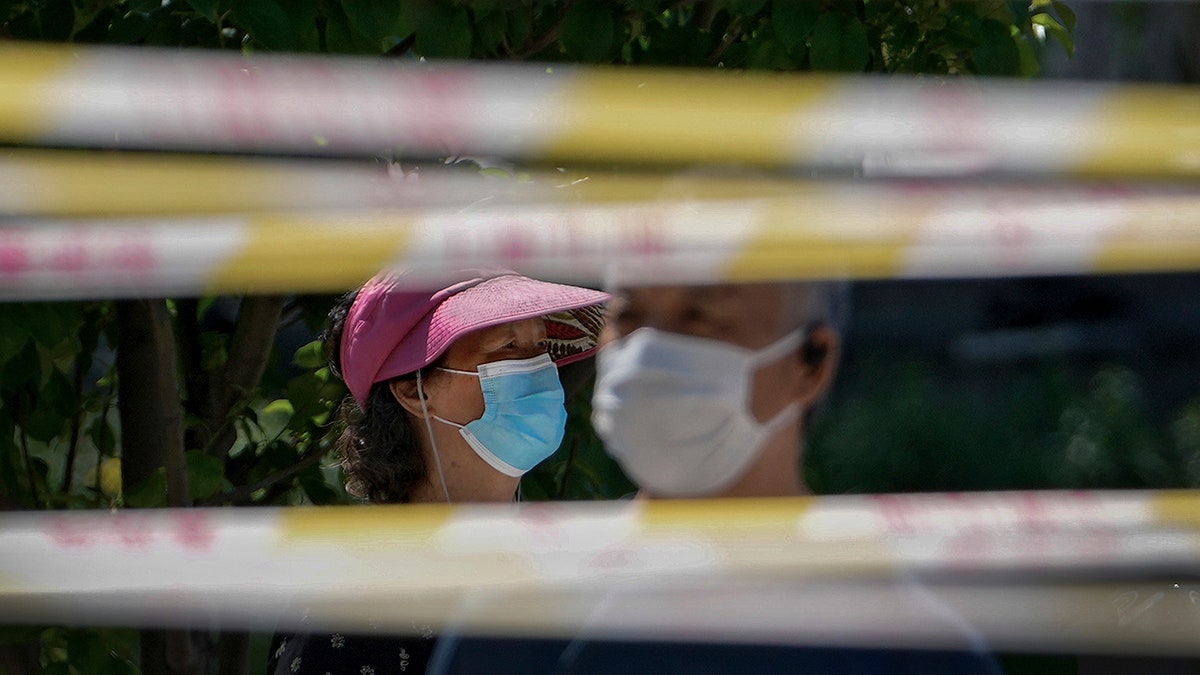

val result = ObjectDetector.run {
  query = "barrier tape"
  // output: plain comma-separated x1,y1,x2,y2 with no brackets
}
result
1,491,1198,651
3,181,1200,298
0,151,804,217
0,150,497,217
3,43,1200,177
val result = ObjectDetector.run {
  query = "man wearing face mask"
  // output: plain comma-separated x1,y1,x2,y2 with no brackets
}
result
430,281,1003,675
593,282,839,500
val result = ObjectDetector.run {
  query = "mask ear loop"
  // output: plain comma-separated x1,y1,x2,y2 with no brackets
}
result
416,368,452,504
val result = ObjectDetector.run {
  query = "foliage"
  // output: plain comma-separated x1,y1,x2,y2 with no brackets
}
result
0,0,1073,76
808,357,1200,494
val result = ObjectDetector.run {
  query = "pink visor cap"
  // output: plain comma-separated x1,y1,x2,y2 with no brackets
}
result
340,269,609,407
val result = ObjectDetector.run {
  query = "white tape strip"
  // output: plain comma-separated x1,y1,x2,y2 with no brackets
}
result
1,491,1197,648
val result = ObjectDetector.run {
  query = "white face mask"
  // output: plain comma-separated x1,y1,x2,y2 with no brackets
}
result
592,327,805,498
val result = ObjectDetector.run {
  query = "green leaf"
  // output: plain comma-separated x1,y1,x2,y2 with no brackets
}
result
560,0,615,62
942,3,982,49
1052,0,1076,32
808,12,869,72
971,19,1020,75
1031,12,1065,33
186,450,226,501
322,2,367,53
1016,35,1041,77
144,5,184,45
771,0,818,50
415,3,472,58
727,0,768,16
298,462,338,505
639,22,709,65
181,0,219,18
473,7,508,56
124,468,167,508
2,342,41,393
287,371,341,421
87,416,116,458
292,340,326,370
1032,12,1073,57
506,6,532,52
341,0,404,50
0,306,32,367
43,367,78,420
747,33,796,70
231,0,293,51
37,0,73,40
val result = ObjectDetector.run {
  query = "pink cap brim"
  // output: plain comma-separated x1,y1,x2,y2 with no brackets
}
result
342,270,608,406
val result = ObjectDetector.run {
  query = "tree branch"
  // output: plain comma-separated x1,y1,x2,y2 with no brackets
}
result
515,1,574,59
690,0,717,30
203,296,286,458
201,448,326,506
60,356,87,494
706,15,743,66
18,422,42,510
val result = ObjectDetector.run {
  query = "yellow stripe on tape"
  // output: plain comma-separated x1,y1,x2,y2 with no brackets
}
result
724,196,917,281
208,214,410,294
0,43,73,139
1151,490,1200,529
4,151,295,216
641,497,813,532
1094,244,1200,275
279,503,451,545
1075,88,1200,177
546,70,833,167
725,243,910,281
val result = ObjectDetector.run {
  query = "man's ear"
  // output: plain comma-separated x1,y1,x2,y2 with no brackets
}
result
797,323,840,408
389,379,430,418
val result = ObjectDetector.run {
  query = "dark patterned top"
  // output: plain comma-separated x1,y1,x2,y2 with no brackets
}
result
268,629,437,675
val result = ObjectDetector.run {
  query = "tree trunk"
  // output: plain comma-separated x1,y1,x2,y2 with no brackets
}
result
117,299,190,506
117,300,202,675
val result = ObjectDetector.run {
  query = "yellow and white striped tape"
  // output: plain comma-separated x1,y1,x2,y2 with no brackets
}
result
3,43,1200,177
3,180,1200,298
0,491,1198,651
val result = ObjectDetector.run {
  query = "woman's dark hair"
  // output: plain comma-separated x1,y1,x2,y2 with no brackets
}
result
324,289,433,503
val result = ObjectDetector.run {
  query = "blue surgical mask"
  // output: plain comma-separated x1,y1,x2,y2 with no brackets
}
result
424,353,567,480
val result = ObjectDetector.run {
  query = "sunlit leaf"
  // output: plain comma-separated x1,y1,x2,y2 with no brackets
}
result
186,450,226,501
1052,0,1077,32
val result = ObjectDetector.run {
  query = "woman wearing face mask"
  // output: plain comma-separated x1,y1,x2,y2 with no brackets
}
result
268,268,607,675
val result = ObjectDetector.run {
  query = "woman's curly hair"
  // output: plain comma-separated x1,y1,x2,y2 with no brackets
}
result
323,290,436,503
